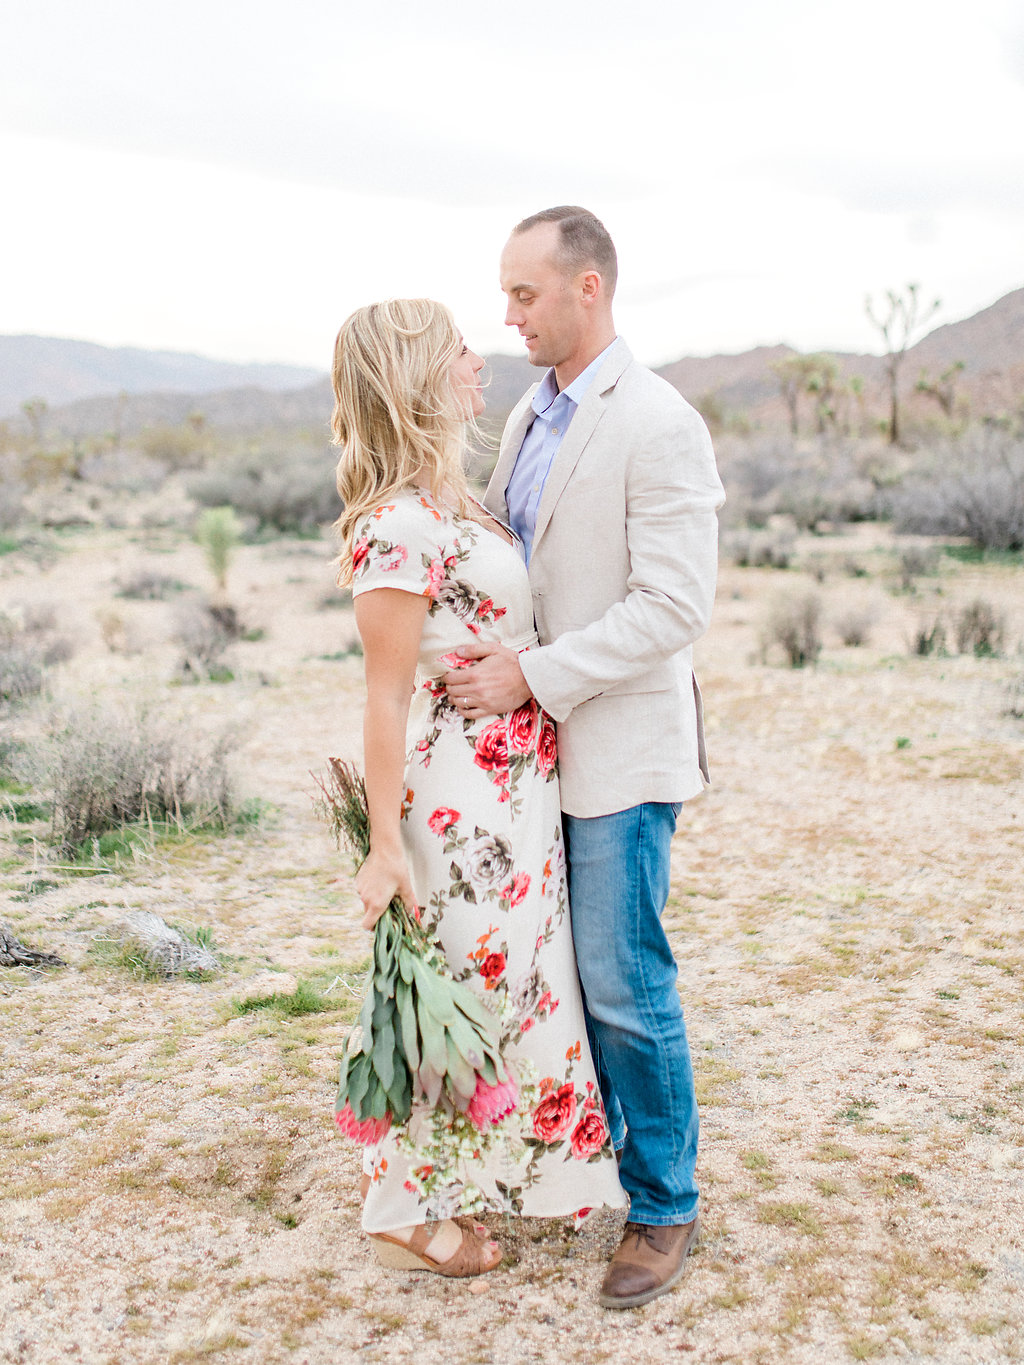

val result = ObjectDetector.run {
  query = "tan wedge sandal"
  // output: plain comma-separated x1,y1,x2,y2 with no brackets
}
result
369,1222,502,1277
358,1173,489,1241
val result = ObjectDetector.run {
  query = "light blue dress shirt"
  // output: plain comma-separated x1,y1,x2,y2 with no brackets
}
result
505,340,617,563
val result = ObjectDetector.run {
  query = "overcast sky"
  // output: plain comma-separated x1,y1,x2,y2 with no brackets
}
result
2,0,1022,371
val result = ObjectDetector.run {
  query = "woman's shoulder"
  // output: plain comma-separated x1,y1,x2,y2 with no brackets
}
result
350,489,451,587
356,487,450,535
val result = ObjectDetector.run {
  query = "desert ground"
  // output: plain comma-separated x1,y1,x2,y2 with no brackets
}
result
1,513,1022,1364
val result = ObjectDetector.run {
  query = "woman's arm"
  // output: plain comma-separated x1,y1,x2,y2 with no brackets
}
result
353,588,430,930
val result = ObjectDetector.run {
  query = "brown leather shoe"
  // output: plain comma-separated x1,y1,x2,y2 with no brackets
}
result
599,1217,700,1309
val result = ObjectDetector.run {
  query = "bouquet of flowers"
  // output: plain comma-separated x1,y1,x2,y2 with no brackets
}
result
314,758,519,1146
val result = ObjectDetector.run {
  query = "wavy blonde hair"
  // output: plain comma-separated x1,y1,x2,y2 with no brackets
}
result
331,298,474,584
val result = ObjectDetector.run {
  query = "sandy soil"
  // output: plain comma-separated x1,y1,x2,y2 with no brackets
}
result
1,520,1022,1364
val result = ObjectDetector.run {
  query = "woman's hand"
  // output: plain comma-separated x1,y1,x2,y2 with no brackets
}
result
355,846,418,931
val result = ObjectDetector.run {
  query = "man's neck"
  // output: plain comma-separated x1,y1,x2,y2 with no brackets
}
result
553,323,617,391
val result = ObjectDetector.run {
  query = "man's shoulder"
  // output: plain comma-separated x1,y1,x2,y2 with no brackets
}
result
616,354,692,407
609,356,708,437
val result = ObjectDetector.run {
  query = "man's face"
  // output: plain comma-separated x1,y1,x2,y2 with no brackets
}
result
500,223,585,371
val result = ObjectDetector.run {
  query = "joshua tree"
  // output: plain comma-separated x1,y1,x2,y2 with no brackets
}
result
770,353,841,437
916,360,966,420
865,284,940,446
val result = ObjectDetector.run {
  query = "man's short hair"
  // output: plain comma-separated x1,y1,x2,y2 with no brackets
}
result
513,206,618,298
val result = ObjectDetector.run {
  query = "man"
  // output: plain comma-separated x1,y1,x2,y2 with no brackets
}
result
443,206,724,1308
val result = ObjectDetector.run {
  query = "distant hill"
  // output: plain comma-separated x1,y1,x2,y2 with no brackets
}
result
6,285,1022,440
0,335,320,418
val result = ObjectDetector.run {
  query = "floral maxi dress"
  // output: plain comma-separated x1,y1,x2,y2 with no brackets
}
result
350,489,625,1232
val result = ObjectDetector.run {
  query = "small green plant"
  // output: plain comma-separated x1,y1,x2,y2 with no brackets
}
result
232,980,336,1018
838,1095,878,1123
195,506,241,592
895,736,911,750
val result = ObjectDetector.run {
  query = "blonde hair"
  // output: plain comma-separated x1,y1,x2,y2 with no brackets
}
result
331,298,473,584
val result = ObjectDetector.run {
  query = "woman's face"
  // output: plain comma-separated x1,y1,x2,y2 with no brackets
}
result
450,337,486,419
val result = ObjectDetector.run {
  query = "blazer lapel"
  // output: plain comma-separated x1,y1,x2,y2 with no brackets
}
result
531,339,633,554
484,387,537,520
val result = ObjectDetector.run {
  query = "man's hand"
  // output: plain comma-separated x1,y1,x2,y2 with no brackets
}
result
441,641,534,719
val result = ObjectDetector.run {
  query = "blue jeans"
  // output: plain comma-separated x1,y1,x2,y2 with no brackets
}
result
563,802,699,1226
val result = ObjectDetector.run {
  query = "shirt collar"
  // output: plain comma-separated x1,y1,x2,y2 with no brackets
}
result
531,337,618,417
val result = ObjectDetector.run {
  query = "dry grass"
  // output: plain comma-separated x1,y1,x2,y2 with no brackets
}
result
1,519,1022,1363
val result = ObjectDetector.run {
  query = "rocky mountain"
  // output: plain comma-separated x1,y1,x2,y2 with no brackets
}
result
0,335,320,418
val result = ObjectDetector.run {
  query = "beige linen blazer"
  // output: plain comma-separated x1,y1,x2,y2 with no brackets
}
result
484,338,725,819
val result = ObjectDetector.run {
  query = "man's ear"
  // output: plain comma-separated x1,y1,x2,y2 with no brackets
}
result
579,269,603,304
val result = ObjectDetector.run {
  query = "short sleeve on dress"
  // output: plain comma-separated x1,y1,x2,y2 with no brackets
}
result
350,497,446,600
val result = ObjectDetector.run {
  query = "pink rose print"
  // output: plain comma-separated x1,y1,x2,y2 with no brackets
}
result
379,544,408,572
425,558,446,598
474,720,508,777
569,1111,608,1160
506,702,540,754
502,872,531,906
427,807,460,836
531,1082,576,1143
536,717,557,776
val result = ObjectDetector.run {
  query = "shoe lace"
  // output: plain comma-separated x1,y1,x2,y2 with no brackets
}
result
624,1223,667,1255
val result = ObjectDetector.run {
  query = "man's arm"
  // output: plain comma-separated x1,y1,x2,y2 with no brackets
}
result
445,399,723,721
522,406,723,721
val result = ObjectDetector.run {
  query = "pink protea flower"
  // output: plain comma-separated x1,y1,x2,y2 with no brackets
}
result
466,1075,519,1130
334,1103,393,1145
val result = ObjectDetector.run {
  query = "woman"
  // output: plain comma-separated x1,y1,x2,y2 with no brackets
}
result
331,299,624,1278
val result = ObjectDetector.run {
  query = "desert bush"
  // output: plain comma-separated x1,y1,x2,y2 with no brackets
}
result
47,699,238,857
188,447,338,535
92,911,221,979
78,449,168,494
0,603,74,706
953,598,1005,657
720,435,880,533
0,641,43,706
116,569,192,600
909,613,947,657
138,422,209,470
173,602,238,681
761,591,823,668
892,431,1024,551
195,505,241,591
834,608,873,647
895,544,941,592
727,529,794,569
0,456,29,531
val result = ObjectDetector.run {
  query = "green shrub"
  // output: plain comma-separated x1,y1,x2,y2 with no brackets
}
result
195,506,241,591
